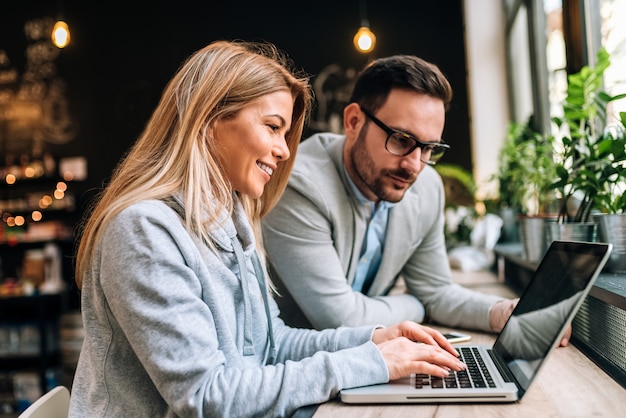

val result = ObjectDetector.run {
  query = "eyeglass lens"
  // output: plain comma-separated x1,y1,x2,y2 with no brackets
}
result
359,105,448,165
385,133,447,163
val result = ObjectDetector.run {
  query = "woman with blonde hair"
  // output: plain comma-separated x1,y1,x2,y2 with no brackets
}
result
69,40,465,417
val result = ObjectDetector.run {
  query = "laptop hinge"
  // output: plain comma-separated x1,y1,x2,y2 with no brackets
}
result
488,348,517,384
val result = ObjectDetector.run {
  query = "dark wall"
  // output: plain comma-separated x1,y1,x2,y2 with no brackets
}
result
1,0,470,198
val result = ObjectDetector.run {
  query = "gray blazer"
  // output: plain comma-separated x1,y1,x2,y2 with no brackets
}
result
262,133,501,331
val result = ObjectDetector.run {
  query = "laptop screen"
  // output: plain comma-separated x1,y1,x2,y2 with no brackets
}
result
493,241,610,393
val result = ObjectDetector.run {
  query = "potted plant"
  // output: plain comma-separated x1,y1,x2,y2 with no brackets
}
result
497,118,558,217
588,111,626,272
494,117,559,260
550,48,626,271
551,48,626,221
435,163,477,249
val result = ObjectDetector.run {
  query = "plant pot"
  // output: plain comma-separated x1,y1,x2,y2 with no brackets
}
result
517,215,558,262
498,207,519,243
594,214,626,273
545,222,598,252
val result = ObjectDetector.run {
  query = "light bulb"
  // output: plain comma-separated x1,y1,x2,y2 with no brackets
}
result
353,26,376,54
52,20,70,48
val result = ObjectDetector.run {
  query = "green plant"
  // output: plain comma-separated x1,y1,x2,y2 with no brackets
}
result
495,117,558,216
435,163,477,247
590,111,626,215
551,48,626,222
435,163,476,206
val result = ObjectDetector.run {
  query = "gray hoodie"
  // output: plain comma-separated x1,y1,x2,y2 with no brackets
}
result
69,198,387,417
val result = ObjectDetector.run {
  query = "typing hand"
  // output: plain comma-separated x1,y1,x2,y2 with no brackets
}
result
373,321,465,380
489,298,519,332
376,336,466,380
372,321,458,356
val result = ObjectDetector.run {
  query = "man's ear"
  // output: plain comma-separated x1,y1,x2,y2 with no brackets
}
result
343,102,364,141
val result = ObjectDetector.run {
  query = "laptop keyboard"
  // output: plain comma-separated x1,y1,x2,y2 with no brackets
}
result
414,347,496,389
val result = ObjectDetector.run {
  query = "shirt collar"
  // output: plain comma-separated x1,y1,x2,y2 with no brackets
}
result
343,165,396,212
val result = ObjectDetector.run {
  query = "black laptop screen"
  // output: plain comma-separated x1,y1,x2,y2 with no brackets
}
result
493,241,610,392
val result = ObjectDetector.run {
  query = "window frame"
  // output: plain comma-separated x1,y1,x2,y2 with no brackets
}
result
503,0,605,136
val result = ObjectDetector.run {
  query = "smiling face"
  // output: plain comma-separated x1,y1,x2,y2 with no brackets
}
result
213,90,294,199
343,88,446,203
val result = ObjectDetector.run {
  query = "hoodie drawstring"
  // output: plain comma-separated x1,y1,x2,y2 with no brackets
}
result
231,236,277,363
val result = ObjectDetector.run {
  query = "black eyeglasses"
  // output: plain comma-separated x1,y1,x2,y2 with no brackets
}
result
359,105,450,165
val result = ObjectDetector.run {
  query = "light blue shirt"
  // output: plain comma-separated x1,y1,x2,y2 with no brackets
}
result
345,171,393,294
345,170,426,324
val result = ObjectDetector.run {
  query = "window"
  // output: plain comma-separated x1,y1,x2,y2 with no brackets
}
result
504,0,626,134
599,0,626,123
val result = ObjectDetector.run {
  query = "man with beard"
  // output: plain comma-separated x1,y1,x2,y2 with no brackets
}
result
261,54,519,334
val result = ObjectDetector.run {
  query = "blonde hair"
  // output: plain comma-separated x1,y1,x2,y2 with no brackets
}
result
75,40,312,288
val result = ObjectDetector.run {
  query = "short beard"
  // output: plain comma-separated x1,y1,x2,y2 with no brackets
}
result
349,126,416,203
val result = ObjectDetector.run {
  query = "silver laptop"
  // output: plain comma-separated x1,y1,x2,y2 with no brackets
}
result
340,240,612,404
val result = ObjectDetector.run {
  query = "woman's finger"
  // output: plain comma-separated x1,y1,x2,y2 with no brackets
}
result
377,337,466,380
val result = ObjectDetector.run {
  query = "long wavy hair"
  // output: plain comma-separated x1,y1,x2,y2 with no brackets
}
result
75,40,313,288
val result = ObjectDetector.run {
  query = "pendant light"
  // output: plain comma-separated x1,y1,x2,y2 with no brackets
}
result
51,0,70,48
353,0,376,54
51,20,70,48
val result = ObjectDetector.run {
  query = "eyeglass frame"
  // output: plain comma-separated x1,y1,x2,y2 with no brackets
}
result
359,105,450,165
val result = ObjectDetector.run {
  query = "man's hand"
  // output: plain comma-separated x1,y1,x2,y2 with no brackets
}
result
489,298,519,332
560,325,572,347
489,299,572,347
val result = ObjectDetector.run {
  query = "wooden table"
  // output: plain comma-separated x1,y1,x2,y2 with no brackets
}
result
312,269,626,417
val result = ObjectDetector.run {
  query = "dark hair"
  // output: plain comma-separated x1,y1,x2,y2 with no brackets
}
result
349,55,453,112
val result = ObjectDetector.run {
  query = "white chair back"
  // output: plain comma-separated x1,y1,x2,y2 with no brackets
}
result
17,386,70,418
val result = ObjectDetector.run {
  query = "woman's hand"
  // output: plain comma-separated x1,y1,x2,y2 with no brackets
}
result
372,321,466,380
